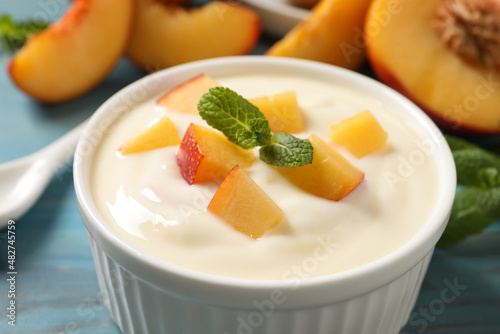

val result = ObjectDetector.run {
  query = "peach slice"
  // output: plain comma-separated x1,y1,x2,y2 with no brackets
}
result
328,110,388,158
126,0,261,70
267,0,373,70
118,117,180,155
365,0,500,134
156,74,219,114
277,134,364,201
208,165,284,239
249,91,306,133
8,0,133,103
176,123,255,185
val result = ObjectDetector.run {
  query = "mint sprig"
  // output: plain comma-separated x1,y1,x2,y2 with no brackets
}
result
0,14,48,52
198,87,313,167
198,87,271,149
438,135,500,247
438,187,500,247
260,133,314,167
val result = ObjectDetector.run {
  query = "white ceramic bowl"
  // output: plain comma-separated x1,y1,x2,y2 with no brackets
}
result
74,56,456,334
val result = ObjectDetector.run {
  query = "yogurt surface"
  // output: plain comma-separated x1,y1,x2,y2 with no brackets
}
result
91,73,438,280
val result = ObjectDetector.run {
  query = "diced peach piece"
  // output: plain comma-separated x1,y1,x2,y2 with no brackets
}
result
8,0,133,103
156,74,219,114
208,165,284,239
249,91,306,133
277,134,364,201
176,123,255,184
118,117,180,155
328,110,388,158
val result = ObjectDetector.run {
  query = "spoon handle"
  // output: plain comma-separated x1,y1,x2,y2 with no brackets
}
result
36,119,89,174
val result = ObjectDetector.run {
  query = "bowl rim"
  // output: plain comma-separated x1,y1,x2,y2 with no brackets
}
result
74,56,456,308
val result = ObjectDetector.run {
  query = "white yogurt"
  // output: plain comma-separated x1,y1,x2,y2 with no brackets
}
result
91,73,438,280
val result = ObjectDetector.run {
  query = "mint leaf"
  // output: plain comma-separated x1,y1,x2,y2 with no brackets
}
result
446,135,500,188
445,135,477,151
0,14,48,52
198,87,270,149
249,119,272,146
438,187,500,247
198,87,314,167
453,149,500,187
438,135,500,247
478,187,500,217
259,133,314,167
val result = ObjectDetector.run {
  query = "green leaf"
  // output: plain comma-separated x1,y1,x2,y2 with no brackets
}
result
198,86,313,167
198,87,270,149
453,150,500,187
444,135,477,151
445,135,500,188
249,118,272,146
0,14,48,52
438,136,500,247
259,132,314,167
437,187,500,247
477,187,500,218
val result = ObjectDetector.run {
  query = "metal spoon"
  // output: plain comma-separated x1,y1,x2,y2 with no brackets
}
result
0,120,88,229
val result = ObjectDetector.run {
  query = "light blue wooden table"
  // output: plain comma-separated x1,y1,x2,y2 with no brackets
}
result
0,1,499,333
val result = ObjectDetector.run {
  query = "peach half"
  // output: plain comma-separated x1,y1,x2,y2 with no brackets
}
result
126,0,261,70
365,0,500,134
8,0,133,103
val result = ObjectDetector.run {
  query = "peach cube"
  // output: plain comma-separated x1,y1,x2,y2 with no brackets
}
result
156,74,219,114
277,134,364,201
249,91,306,133
118,117,180,155
208,165,284,239
328,110,388,158
176,123,255,184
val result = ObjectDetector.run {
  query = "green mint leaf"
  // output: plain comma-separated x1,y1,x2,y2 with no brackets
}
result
198,87,313,167
439,135,500,247
249,118,272,146
446,135,500,188
198,87,270,149
437,187,500,247
0,14,48,52
259,132,314,167
444,135,477,151
453,149,500,187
